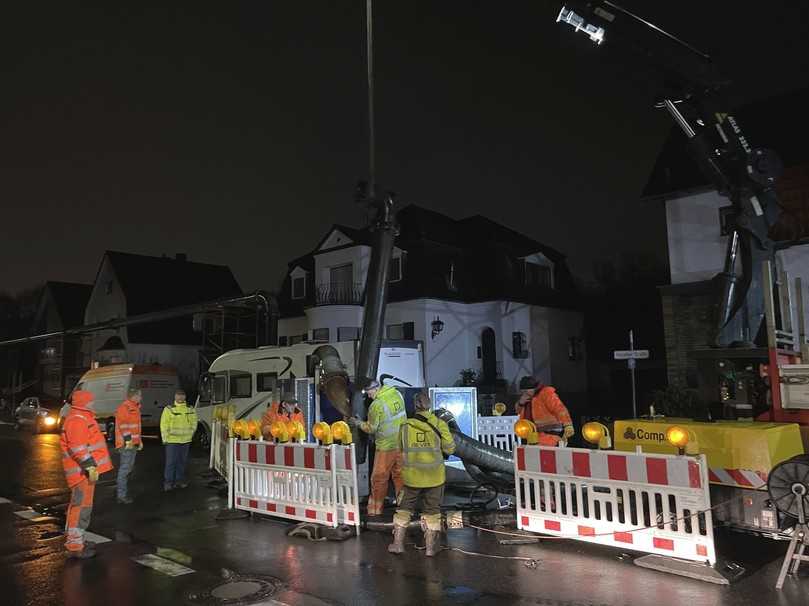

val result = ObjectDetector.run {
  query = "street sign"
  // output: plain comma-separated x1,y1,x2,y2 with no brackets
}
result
614,349,650,360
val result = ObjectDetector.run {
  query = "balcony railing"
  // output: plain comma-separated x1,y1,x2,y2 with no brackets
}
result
314,282,364,306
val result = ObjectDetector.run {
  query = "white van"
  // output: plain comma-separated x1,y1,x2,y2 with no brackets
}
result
72,363,180,439
194,340,425,449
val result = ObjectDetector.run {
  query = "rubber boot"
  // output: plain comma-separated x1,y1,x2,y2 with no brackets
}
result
424,529,440,557
388,526,406,554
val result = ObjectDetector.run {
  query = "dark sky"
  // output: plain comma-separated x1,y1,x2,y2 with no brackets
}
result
2,1,808,295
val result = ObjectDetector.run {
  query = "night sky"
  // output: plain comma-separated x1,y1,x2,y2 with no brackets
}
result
2,1,807,295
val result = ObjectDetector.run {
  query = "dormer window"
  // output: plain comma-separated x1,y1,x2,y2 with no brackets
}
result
292,276,306,299
522,253,554,289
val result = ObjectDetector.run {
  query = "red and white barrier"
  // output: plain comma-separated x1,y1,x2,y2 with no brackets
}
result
210,419,232,482
230,439,360,531
477,415,519,452
515,445,717,565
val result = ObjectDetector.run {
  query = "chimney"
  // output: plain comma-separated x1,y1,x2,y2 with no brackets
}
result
176,253,187,262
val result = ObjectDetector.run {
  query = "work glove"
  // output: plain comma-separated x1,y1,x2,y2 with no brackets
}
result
137,442,143,451
563,425,575,439
85,466,99,483
346,416,360,428
124,439,133,449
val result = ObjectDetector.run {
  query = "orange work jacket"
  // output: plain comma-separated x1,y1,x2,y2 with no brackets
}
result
60,405,113,487
260,402,304,440
518,386,572,446
114,399,142,449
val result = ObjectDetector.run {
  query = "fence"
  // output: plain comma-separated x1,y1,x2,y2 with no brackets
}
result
210,418,232,482
477,415,519,452
230,439,361,531
515,444,716,565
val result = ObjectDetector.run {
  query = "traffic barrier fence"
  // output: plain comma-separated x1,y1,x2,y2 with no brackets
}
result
477,415,519,452
230,439,361,530
515,444,716,564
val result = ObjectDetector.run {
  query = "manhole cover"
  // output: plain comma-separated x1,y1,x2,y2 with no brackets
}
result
187,572,280,605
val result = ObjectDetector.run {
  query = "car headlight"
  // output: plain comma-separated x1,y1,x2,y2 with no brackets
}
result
43,416,57,426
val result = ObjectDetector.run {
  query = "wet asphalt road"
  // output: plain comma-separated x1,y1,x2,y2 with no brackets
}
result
1,422,808,606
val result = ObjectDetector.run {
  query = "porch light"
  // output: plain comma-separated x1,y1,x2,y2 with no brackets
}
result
431,316,444,340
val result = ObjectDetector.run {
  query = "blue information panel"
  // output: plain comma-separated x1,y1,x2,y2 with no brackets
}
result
428,387,477,469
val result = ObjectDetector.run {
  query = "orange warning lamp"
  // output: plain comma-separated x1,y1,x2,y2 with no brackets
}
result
493,402,507,416
287,420,306,442
312,421,333,445
582,422,612,449
230,419,248,439
270,420,290,443
666,425,697,455
246,419,261,440
514,419,539,445
331,421,353,444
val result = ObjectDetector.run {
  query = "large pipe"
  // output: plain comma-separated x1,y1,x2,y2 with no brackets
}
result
0,290,279,348
311,345,352,418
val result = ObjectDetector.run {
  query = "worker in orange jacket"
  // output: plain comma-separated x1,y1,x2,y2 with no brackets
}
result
516,376,574,446
260,394,304,440
60,390,113,559
114,388,143,505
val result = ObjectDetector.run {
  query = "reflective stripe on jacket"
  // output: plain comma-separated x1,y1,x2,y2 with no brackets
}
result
360,385,406,451
114,399,142,449
399,411,456,488
518,386,572,446
60,406,113,487
160,403,198,444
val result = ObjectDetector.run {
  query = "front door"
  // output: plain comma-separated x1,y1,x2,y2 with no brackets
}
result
481,327,496,385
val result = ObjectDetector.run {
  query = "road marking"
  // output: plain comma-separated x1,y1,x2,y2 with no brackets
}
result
132,553,195,576
84,532,111,544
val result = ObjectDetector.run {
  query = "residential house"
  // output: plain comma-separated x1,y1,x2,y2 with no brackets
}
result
276,204,588,411
83,251,243,394
643,88,809,386
30,282,92,399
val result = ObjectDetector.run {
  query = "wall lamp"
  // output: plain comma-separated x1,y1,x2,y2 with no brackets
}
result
431,316,444,340
556,6,607,45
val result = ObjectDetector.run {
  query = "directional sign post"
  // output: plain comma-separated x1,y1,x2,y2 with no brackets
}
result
613,330,650,419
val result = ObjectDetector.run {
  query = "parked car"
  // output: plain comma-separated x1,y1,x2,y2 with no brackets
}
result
13,397,62,433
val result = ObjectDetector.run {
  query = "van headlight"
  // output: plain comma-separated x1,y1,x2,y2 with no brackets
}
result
43,416,57,427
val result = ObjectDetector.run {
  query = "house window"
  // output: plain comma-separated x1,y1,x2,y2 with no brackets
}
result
338,327,361,342
513,332,529,359
257,372,277,392
390,256,402,282
525,262,552,289
230,371,252,398
386,322,414,340
312,328,329,342
105,280,114,295
292,276,306,299
278,336,288,346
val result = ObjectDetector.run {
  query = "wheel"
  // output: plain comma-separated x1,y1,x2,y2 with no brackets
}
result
105,419,116,443
193,423,211,452
768,454,809,519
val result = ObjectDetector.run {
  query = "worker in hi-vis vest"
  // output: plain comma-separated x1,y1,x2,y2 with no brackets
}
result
517,375,574,446
160,389,197,491
388,390,455,557
348,379,407,516
60,390,113,559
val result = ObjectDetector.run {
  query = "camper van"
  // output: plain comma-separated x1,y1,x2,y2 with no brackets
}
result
194,340,425,449
72,363,180,439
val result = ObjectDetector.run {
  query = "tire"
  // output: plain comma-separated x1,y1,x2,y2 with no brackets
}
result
192,423,210,452
105,419,116,443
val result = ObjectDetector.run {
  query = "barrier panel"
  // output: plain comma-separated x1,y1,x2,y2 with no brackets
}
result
477,415,519,452
210,419,232,482
515,445,717,565
231,439,360,531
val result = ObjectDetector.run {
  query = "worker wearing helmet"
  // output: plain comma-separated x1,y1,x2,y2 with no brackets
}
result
348,379,407,516
517,376,574,445
260,394,304,440
160,389,197,491
60,390,113,559
389,390,455,557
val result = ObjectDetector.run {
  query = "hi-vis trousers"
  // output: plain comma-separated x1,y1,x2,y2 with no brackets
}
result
65,476,95,552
